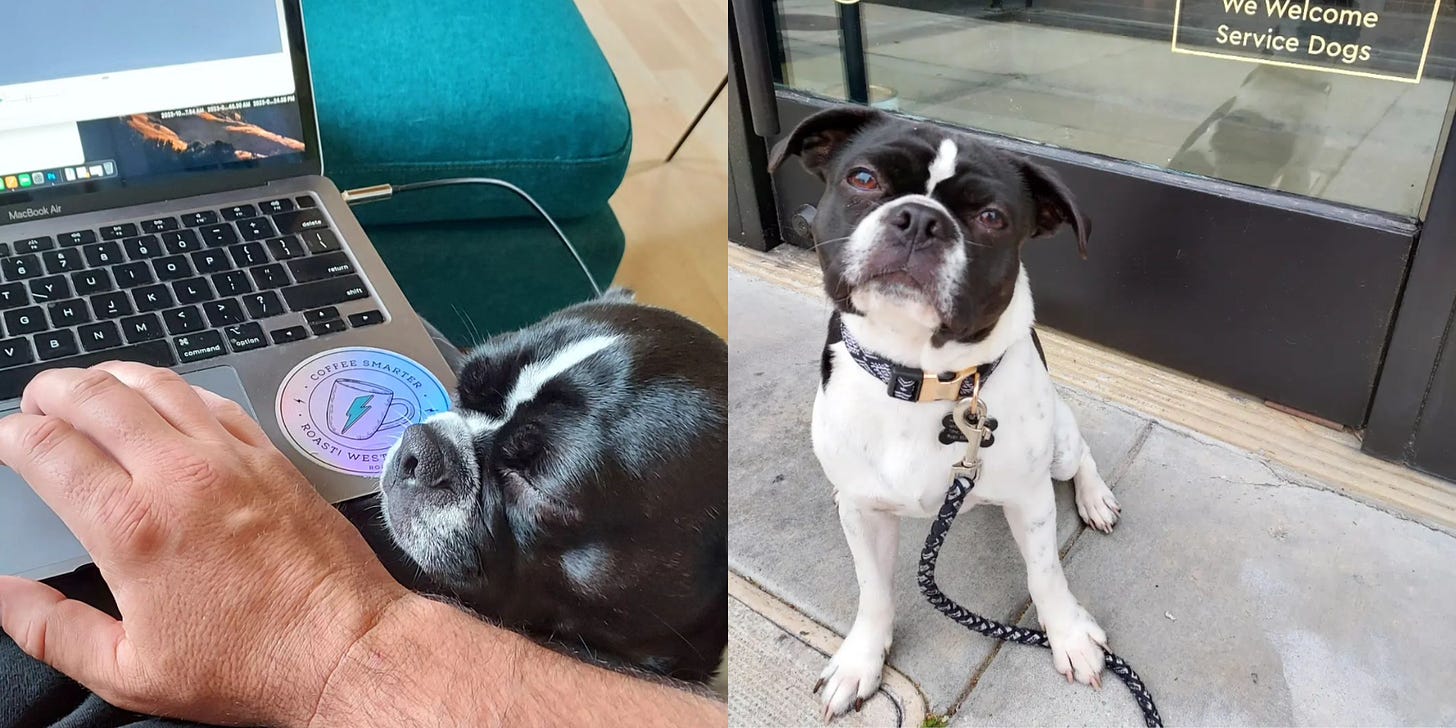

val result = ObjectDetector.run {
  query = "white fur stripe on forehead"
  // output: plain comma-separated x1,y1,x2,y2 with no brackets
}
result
926,138,958,194
458,333,623,433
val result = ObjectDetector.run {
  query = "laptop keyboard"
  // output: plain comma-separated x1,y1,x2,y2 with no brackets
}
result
0,194,385,400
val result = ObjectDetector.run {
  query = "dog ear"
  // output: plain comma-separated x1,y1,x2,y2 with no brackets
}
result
768,106,886,179
1017,157,1090,259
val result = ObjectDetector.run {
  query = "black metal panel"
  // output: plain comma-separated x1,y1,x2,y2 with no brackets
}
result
729,5,780,251
1364,106,1456,481
767,93,1417,426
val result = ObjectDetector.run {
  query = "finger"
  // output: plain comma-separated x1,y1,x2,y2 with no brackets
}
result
91,362,226,441
0,576,128,697
0,414,133,548
191,386,270,448
20,368,178,468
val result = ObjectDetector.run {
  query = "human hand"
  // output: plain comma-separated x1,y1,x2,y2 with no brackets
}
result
0,363,411,727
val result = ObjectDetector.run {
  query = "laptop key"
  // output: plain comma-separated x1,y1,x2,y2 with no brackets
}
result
229,242,268,268
190,250,231,274
121,314,165,343
59,230,97,246
92,292,133,319
82,241,123,267
47,299,90,327
224,322,267,353
72,269,114,295
3,255,41,280
237,218,276,241
182,211,219,227
304,307,340,323
0,340,176,399
348,310,385,328
4,307,45,335
243,290,285,319
288,252,355,283
211,270,253,297
199,224,239,248
203,299,245,327
141,217,180,234
42,248,84,274
271,208,328,234
173,330,226,364
300,229,340,254
114,261,154,289
282,275,368,311
35,331,80,360
172,278,214,305
0,242,9,257
133,284,175,313
154,255,194,281
260,198,295,215
122,235,163,260
28,276,70,303
14,236,54,254
0,338,34,368
270,325,308,344
264,235,305,260
310,319,348,336
250,264,290,290
221,204,258,221
162,306,205,335
162,229,205,254
0,283,26,309
78,321,123,352
294,195,317,208
100,223,139,241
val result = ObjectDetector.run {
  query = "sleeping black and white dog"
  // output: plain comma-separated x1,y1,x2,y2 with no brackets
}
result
770,106,1122,718
377,294,727,682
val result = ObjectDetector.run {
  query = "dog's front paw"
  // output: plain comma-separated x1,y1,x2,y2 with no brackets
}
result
1074,474,1121,533
1045,607,1107,688
815,633,888,720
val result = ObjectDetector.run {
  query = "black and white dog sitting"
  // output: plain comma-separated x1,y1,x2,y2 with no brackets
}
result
770,107,1122,718
377,294,727,682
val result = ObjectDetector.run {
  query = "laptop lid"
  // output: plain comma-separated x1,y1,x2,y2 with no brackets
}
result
0,0,321,228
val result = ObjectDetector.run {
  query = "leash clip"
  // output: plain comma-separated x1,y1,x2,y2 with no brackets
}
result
950,373,987,480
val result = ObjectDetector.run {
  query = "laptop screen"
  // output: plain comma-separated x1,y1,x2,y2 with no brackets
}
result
0,0,313,221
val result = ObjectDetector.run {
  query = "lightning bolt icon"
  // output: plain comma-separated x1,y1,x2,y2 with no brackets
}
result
342,394,373,433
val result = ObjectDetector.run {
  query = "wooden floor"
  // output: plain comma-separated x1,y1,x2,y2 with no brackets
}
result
575,0,729,337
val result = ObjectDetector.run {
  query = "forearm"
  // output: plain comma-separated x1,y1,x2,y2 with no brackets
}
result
310,594,725,727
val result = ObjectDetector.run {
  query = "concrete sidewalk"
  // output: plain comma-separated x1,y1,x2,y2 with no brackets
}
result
727,271,1456,726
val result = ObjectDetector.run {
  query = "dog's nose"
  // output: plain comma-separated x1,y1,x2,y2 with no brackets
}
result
389,424,452,491
887,203,951,251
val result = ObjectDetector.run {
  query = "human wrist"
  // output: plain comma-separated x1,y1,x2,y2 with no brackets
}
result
305,592,520,727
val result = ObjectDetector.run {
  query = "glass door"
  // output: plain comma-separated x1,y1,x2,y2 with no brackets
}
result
741,0,1456,429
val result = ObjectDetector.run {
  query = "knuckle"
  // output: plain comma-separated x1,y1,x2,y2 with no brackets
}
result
97,491,161,552
165,454,224,490
19,417,74,462
65,369,122,405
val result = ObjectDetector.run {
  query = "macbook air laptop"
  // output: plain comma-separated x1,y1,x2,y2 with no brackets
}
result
0,0,457,579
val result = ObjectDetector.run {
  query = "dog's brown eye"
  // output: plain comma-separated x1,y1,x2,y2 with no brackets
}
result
846,168,879,191
977,209,1007,229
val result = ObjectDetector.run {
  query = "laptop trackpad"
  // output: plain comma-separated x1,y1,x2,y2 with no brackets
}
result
0,366,257,580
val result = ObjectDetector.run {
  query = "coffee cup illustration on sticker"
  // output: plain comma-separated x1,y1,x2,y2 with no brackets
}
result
327,378,415,440
277,347,451,477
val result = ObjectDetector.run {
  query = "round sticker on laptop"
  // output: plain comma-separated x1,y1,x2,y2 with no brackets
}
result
276,347,451,477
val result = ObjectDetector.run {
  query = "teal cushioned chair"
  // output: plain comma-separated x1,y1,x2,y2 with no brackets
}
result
303,0,630,347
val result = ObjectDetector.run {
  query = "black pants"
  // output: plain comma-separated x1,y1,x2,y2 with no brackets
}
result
0,496,426,728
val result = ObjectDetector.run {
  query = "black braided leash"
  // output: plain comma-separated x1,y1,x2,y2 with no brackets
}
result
917,475,1164,727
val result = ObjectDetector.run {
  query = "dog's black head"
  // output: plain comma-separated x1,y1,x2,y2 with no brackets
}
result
378,295,727,681
770,106,1088,346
